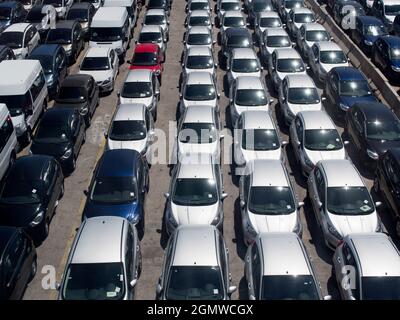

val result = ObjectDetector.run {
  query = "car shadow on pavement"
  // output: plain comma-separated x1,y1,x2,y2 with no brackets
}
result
233,197,247,260
238,276,249,300
158,202,170,250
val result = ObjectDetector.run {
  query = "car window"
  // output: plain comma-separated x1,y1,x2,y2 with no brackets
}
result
30,72,46,101
0,116,14,153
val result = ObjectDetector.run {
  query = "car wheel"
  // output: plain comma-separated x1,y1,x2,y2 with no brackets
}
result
59,182,65,199
28,257,37,282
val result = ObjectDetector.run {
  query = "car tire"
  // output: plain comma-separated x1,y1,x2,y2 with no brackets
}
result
28,257,37,283
373,176,380,194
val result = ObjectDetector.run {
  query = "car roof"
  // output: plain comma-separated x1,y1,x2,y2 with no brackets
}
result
225,27,251,36
188,26,210,34
314,41,343,51
190,0,209,3
220,0,240,3
54,20,76,29
183,105,214,123
0,60,42,95
348,233,400,277
71,216,127,264
251,160,289,187
319,159,364,187
97,149,141,178
187,46,212,56
0,227,19,261
333,66,367,81
85,46,112,58
61,74,92,87
172,225,219,266
259,233,312,276
380,35,400,47
125,69,152,82
141,24,162,33
69,2,92,9
265,27,289,36
236,76,263,89
357,15,385,26
114,103,146,121
285,74,316,88
223,10,244,17
355,101,395,121
274,47,301,59
146,8,166,15
41,108,74,125
189,9,210,16
9,155,51,182
177,161,214,179
3,23,31,33
302,22,327,31
134,43,159,52
300,111,335,130
232,47,257,59
30,44,61,56
242,110,275,129
186,71,213,84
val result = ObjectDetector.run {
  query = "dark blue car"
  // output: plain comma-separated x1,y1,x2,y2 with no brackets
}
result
372,35,400,83
0,1,27,32
350,16,388,54
82,149,149,233
323,67,378,119
28,44,68,100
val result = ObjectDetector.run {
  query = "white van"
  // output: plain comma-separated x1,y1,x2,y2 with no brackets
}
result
0,104,17,181
0,60,48,143
103,0,137,31
89,7,131,58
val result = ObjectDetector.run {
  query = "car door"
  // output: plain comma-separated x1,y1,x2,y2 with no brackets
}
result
353,111,366,153
374,38,385,68
56,48,68,82
71,112,82,153
44,161,58,217
110,49,118,80
348,107,362,151
248,243,261,299
124,226,136,299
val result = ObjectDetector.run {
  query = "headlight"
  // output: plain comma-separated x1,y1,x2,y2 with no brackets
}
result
364,40,373,46
327,221,342,240
339,102,348,111
367,148,379,160
29,211,44,227
61,148,73,160
80,106,89,115
391,65,400,72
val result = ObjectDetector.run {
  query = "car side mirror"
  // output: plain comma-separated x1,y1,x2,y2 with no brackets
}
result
130,279,137,287
217,93,221,99
375,201,382,207
104,132,108,139
156,283,163,295
221,192,228,200
321,96,326,101
318,201,323,208
228,286,237,294
269,98,274,104
214,63,218,67
240,200,245,208
182,40,186,44
229,98,233,103
249,294,256,300
324,295,332,300
344,140,350,145
83,190,88,196
181,63,185,67
281,140,288,147
306,66,310,70
298,201,305,208
155,89,160,95
213,40,216,44
330,37,334,41
314,57,318,62
127,60,131,65
26,109,33,116
260,66,264,70
55,282,61,291
163,192,170,199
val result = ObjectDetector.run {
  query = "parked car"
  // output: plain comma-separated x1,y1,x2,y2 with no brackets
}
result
156,225,236,300
0,45,15,62
219,10,247,42
216,0,242,25
30,108,86,173
58,216,141,300
0,227,37,300
181,46,217,83
82,149,149,232
260,28,292,62
286,7,316,38
186,0,211,13
136,25,167,57
248,0,273,27
370,0,400,32
0,23,40,59
24,5,54,42
221,27,253,64
254,11,283,45
66,2,96,40
227,48,262,85
296,23,331,59
372,35,400,82
183,26,214,51
0,155,64,245
350,16,388,54
143,9,169,40
0,1,27,33
184,9,213,30
129,43,164,84
147,0,171,15
333,233,400,300
54,74,99,127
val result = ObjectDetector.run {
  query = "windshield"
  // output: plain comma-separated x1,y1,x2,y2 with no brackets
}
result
366,119,400,141
132,52,158,66
361,277,400,300
139,32,162,43
25,10,46,22
235,89,267,106
0,93,31,117
0,32,23,48
364,24,387,36
46,29,71,44
90,176,136,204
67,9,88,21
266,35,291,47
145,15,166,24
190,3,209,10
90,27,122,42
227,35,251,47
285,0,303,9
223,16,245,27
58,87,87,101
187,56,213,69
166,266,224,300
249,186,295,215
253,2,272,12
0,8,11,20
304,129,343,151
339,80,371,97
109,120,147,141
232,59,260,72
62,263,125,300
189,16,210,26
319,50,347,64
187,34,211,45
43,0,62,7
327,186,374,215
0,179,42,204
260,17,282,27
179,122,217,143
288,87,320,104
385,4,400,15
242,128,280,150
184,84,216,100
305,30,329,42
34,122,70,143
121,82,152,98
261,275,320,300
221,2,241,11
294,13,315,23
81,57,110,70
172,178,218,206
277,58,305,72
390,48,400,60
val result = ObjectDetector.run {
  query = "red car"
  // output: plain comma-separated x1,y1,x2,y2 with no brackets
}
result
129,43,164,84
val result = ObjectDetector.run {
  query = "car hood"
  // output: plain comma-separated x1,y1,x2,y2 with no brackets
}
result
234,104,269,115
0,202,42,227
106,138,147,153
305,148,346,165
368,139,400,156
248,211,298,233
30,141,71,158
288,102,322,115
79,69,112,82
328,212,378,237
340,95,377,108
364,34,379,43
83,200,140,219
171,201,219,225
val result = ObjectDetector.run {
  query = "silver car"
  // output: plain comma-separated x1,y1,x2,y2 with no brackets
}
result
229,76,272,126
58,216,141,300
156,225,237,300
239,160,303,245
254,11,284,45
137,25,167,54
277,0,305,23
183,26,214,51
220,11,248,41
278,74,322,126
333,233,400,300
181,46,217,82
142,9,170,40
286,7,316,38
289,110,347,176
216,0,242,24
308,159,383,250
260,28,292,62
163,156,227,235
185,10,213,30
244,232,327,300
227,48,262,85
186,0,211,13
296,23,331,59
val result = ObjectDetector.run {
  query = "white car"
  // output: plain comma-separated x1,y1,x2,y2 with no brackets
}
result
234,110,286,167
179,71,219,115
220,11,247,40
254,11,284,45
185,10,213,30
229,76,272,126
296,23,331,58
118,70,160,119
175,105,222,163
137,25,167,54
181,46,217,82
0,23,40,59
79,47,119,93
286,7,316,37
143,9,170,40
186,0,211,13
216,0,242,23
289,110,348,176
278,74,322,126
260,28,292,62
105,103,155,163
240,160,303,245
183,26,214,51
227,48,262,85
308,41,349,83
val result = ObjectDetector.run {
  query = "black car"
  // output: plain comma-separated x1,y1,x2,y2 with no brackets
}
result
54,74,99,127
333,1,366,31
0,1,27,32
66,2,96,40
147,0,171,15
350,16,388,54
374,148,400,237
371,35,400,83
24,5,53,42
0,45,15,62
28,44,68,100
0,227,37,300
45,20,84,65
0,155,64,245
345,101,400,171
30,108,86,173
221,27,253,65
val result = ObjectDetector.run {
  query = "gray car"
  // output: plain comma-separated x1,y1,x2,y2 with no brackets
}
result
156,225,237,300
333,233,400,300
286,7,316,38
296,23,331,59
